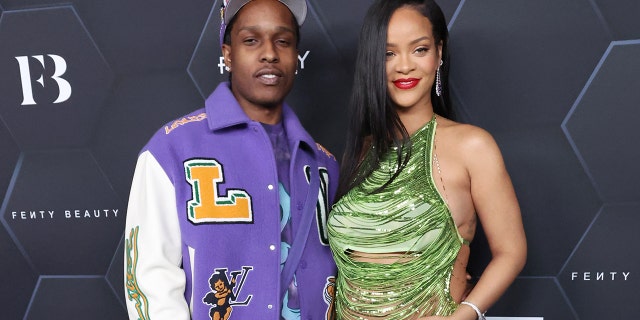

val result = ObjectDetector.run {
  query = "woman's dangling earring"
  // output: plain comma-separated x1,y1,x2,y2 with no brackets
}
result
436,60,443,97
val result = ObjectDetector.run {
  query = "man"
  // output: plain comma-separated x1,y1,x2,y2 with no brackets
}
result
124,1,338,319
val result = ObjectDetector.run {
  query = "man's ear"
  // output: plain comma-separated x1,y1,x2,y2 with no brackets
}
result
222,44,232,70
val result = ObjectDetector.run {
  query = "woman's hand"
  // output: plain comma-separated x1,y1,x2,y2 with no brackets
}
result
417,299,484,320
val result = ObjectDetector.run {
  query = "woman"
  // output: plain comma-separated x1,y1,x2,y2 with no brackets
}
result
327,0,527,319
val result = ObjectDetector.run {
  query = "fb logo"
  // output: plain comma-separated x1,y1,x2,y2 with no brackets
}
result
15,54,72,105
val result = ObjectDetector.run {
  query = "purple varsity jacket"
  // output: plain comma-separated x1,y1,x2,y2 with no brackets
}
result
124,82,339,320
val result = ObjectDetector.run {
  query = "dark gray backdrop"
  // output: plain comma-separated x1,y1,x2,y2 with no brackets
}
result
0,0,638,319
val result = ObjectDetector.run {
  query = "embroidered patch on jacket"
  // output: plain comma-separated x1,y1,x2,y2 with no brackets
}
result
324,276,337,320
305,165,330,245
316,143,336,160
125,226,150,320
165,113,207,134
203,267,253,319
184,158,254,224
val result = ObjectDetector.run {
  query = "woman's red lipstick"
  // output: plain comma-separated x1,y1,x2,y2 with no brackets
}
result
393,78,420,89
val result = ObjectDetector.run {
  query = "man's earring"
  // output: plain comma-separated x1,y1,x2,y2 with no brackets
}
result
225,66,231,72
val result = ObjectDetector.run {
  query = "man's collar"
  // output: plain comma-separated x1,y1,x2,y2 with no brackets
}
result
204,82,316,150
205,82,251,131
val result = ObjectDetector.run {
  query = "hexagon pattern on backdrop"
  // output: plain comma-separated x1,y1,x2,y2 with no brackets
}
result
4,149,124,275
0,6,113,149
563,41,640,204
0,1,638,319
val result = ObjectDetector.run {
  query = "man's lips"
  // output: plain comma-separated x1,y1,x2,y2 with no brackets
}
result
393,78,420,89
256,68,283,85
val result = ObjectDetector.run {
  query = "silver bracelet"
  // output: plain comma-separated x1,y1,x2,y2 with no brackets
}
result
460,301,486,320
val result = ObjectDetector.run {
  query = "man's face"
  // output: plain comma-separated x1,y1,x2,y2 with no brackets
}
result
222,0,298,111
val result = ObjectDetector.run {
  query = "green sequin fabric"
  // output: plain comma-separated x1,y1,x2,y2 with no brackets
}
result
328,116,464,319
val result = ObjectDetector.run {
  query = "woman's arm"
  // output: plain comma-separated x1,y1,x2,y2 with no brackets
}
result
430,127,527,320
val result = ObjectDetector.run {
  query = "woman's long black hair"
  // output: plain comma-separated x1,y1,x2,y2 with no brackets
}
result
337,0,453,199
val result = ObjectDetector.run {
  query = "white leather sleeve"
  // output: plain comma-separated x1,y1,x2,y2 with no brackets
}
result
124,150,190,320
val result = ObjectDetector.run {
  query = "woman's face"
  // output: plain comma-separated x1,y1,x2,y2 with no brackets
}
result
385,6,442,111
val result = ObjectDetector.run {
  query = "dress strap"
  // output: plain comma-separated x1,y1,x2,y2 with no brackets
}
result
433,116,472,246
432,116,449,205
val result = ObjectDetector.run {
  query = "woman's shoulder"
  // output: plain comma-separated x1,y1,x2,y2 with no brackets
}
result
437,117,498,152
